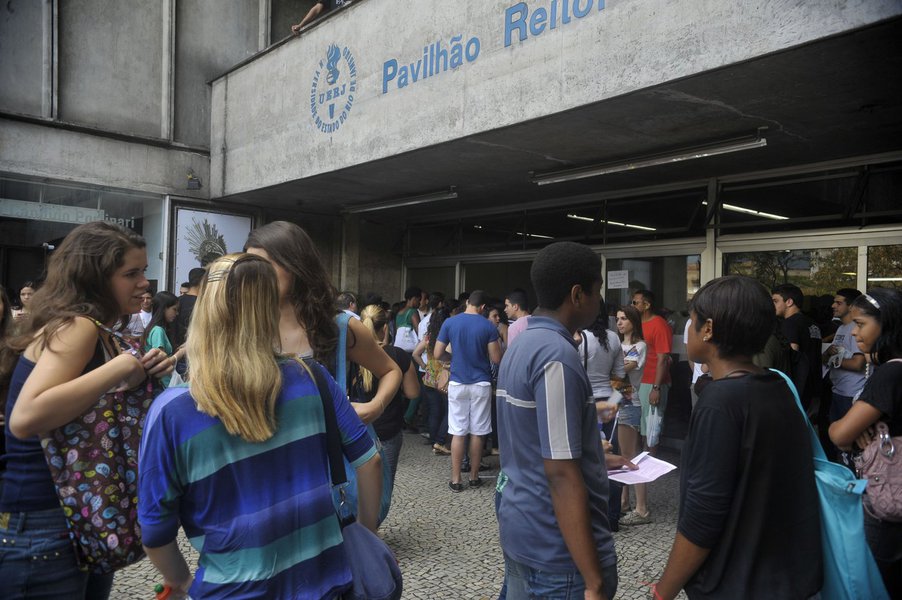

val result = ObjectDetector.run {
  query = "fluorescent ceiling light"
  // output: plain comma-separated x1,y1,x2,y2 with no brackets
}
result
868,277,902,282
567,213,656,232
842,272,858,276
701,201,788,221
344,187,457,214
473,225,554,240
532,134,767,186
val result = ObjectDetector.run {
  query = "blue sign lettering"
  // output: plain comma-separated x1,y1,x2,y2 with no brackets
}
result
505,0,605,47
382,34,481,94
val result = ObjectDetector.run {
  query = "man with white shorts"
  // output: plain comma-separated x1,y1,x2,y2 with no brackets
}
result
434,290,502,492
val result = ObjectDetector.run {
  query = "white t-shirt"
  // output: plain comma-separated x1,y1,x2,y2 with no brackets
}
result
416,312,433,371
829,322,866,398
621,340,647,391
577,330,626,399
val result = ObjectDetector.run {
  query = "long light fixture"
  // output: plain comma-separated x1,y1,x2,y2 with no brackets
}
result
344,186,457,214
531,134,767,186
473,225,554,240
868,277,902,282
566,213,656,232
701,200,788,221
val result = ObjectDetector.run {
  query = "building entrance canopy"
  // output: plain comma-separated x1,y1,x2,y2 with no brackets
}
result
210,1,902,229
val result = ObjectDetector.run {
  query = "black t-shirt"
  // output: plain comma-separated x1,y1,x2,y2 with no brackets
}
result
351,345,410,442
174,294,197,348
679,371,822,599
781,312,822,399
860,361,902,437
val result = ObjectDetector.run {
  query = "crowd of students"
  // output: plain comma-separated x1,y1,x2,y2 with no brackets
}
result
0,220,900,599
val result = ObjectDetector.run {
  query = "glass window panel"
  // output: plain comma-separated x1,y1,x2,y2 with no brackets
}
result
605,255,700,331
406,267,456,299
464,262,534,302
867,244,902,290
723,248,857,297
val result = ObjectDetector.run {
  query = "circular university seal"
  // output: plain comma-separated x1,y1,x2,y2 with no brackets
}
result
310,43,358,134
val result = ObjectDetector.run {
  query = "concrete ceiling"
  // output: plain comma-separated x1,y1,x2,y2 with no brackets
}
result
225,17,902,228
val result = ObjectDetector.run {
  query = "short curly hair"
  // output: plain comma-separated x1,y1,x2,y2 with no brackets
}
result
530,242,602,310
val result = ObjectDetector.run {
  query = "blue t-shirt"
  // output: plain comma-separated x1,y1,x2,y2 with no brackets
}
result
436,312,499,384
138,361,376,600
495,316,616,572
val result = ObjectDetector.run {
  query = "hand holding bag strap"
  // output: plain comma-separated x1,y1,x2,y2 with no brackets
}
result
303,357,348,487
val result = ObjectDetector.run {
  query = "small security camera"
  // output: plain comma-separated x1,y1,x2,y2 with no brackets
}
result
42,242,55,251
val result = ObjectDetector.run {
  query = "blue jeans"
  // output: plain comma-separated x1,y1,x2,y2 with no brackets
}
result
380,431,403,489
0,507,114,600
423,385,448,445
499,555,618,600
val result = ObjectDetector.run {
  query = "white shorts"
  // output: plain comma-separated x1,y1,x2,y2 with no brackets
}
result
447,382,493,436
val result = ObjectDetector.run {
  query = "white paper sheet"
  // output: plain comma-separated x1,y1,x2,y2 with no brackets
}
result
608,451,677,484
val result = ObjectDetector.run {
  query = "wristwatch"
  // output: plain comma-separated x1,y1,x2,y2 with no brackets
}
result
652,385,661,391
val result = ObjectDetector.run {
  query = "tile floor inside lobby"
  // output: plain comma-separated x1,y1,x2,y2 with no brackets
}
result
115,431,684,599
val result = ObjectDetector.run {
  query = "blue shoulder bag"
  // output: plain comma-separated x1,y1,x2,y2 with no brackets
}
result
772,369,888,600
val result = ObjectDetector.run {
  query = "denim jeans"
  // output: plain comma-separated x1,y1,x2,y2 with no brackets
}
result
423,385,448,445
0,507,114,600
404,368,427,425
380,431,404,489
499,554,618,600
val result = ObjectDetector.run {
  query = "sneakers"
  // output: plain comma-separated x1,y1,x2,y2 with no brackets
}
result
448,481,464,493
469,478,483,488
432,443,451,455
619,510,652,526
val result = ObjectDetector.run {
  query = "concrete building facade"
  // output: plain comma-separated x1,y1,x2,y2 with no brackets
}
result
2,0,901,319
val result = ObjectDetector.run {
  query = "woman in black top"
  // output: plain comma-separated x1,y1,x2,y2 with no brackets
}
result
353,304,420,492
655,276,822,599
830,288,902,596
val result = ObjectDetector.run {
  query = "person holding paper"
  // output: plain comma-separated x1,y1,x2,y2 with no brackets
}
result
495,242,634,600
654,276,821,600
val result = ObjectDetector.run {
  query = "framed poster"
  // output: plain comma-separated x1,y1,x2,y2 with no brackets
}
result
170,206,254,290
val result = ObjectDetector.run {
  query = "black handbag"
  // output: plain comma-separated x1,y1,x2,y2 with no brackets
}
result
304,359,403,600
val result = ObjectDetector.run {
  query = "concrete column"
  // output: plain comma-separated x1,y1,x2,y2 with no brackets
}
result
340,214,360,293
160,0,175,140
258,0,270,50
700,179,718,285
43,0,56,118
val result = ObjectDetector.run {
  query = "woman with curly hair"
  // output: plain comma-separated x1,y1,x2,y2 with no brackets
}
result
0,221,172,599
245,221,401,419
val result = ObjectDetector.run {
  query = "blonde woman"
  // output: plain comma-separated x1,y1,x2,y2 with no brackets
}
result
353,304,420,491
138,254,382,600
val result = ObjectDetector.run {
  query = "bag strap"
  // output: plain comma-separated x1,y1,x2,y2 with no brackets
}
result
770,368,827,462
304,357,348,487
334,312,351,392
581,331,588,372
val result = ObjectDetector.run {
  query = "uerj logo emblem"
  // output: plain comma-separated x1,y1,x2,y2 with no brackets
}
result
310,43,357,134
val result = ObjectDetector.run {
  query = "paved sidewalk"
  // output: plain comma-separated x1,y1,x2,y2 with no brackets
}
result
114,432,684,599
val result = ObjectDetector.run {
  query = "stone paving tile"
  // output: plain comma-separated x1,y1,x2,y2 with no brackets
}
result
114,433,686,599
